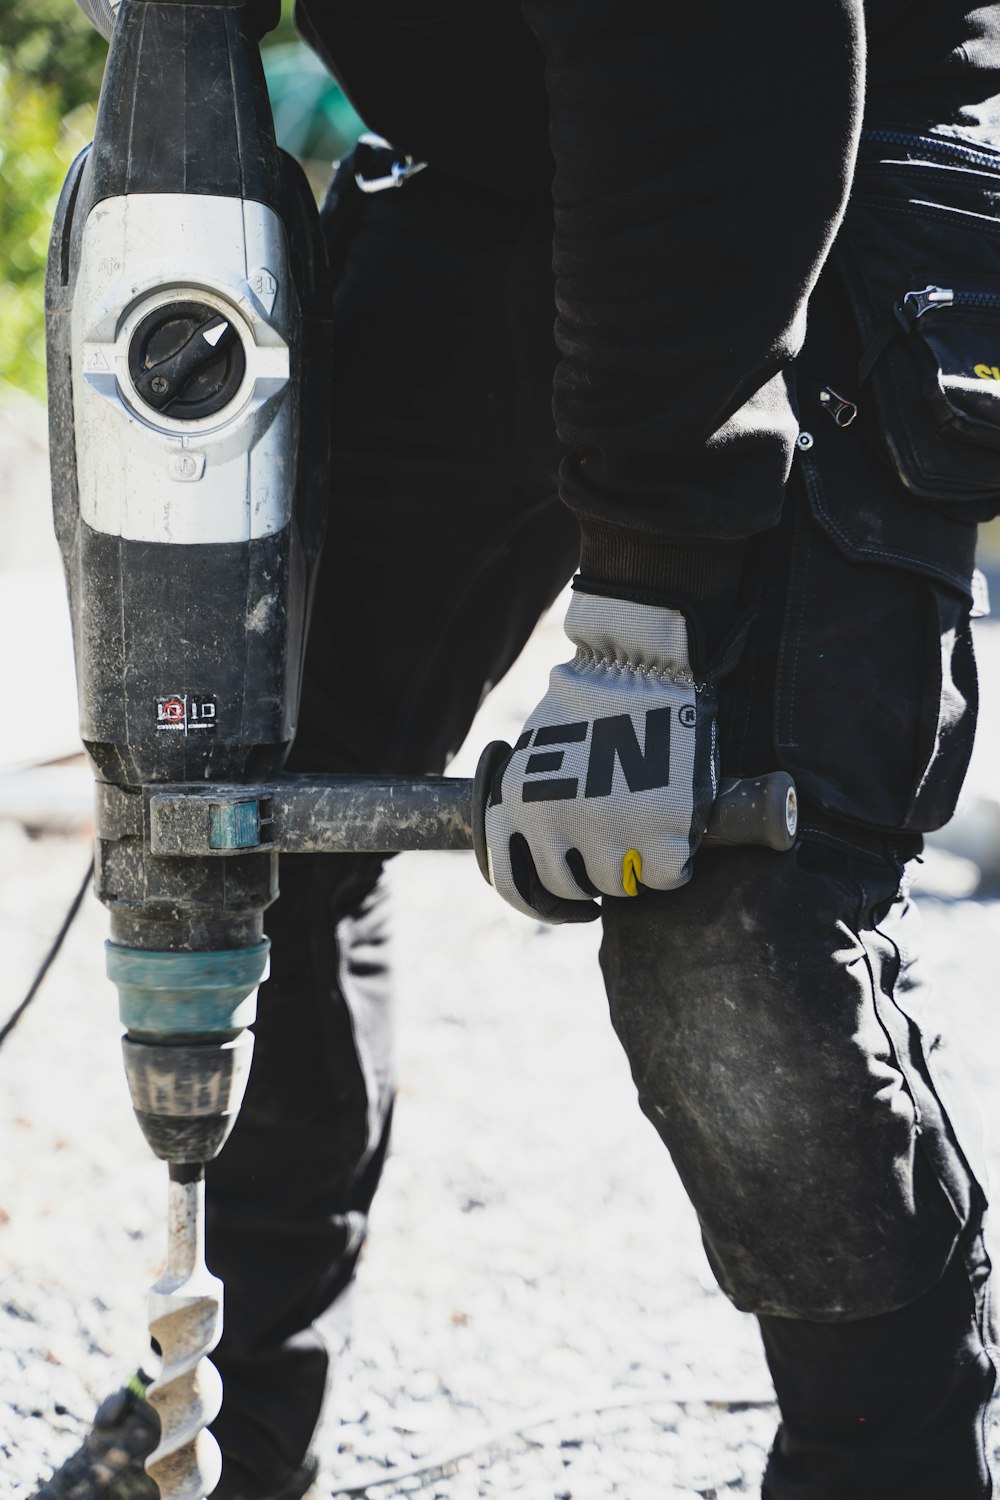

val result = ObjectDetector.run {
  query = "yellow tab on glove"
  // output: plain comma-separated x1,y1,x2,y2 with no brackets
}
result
622,849,643,896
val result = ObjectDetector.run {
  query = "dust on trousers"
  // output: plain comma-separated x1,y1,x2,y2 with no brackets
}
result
198,144,997,1500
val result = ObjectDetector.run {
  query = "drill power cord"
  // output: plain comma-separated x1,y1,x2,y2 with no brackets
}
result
0,858,94,1049
326,1382,777,1495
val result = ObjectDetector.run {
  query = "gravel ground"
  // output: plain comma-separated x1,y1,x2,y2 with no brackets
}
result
2,613,999,1499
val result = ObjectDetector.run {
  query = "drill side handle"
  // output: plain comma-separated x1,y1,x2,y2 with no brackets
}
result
137,751,798,866
703,773,799,852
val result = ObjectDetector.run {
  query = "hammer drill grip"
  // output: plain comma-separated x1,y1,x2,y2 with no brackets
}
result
703,773,799,851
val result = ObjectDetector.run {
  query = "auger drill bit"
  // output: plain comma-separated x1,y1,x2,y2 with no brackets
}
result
146,1169,225,1500
113,953,265,1500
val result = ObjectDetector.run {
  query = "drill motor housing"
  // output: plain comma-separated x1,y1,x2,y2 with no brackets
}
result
47,0,330,815
47,0,331,976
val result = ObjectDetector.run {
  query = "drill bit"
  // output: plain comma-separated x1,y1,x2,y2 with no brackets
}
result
146,1168,224,1500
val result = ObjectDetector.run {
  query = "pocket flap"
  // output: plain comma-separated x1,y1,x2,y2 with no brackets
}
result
917,298,1000,444
834,130,1000,515
796,428,978,600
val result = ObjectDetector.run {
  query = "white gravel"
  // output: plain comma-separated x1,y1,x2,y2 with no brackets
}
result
2,613,1000,1498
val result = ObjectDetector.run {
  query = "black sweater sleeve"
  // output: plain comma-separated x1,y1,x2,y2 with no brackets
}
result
295,1,1000,637
295,0,867,645
520,0,865,619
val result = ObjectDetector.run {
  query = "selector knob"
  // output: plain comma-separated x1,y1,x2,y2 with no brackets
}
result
128,299,247,419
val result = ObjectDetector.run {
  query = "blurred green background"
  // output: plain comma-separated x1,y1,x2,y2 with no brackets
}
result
0,0,364,402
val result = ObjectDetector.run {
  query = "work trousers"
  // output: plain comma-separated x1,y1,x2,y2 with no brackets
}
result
203,158,996,1497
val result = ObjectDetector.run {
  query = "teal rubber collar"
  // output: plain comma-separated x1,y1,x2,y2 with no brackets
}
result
106,941,270,1036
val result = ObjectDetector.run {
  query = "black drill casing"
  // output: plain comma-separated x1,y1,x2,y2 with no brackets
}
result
46,0,332,794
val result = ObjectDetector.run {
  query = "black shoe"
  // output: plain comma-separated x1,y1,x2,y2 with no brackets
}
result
31,1372,319,1500
32,1372,159,1500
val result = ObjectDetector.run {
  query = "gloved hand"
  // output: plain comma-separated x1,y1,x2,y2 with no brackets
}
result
484,586,719,923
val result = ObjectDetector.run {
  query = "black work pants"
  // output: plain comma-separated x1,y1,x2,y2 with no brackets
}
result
204,160,995,1497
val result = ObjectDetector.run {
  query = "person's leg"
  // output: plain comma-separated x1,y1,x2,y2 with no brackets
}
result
601,834,995,1498
757,880,997,1496
597,222,994,1491
759,1241,995,1498
204,154,579,1489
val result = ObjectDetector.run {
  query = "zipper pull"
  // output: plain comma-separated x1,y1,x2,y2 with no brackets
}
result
898,285,954,326
860,287,954,387
818,386,858,427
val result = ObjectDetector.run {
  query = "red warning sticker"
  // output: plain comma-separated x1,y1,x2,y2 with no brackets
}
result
155,695,217,733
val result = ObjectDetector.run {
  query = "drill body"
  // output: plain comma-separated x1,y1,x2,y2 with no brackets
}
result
46,4,330,1492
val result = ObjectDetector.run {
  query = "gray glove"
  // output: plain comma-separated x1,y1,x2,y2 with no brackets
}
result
484,587,719,923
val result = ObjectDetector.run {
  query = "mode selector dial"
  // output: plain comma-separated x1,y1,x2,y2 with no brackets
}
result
128,300,247,419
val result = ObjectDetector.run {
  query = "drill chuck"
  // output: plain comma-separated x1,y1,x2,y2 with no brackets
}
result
121,1034,255,1163
112,943,267,1162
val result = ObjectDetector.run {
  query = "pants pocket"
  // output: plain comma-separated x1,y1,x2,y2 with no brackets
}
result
835,128,1000,520
774,422,979,832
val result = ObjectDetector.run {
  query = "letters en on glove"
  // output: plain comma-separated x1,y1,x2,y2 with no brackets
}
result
484,586,719,924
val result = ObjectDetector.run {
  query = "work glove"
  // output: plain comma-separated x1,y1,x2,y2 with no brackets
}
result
484,586,719,923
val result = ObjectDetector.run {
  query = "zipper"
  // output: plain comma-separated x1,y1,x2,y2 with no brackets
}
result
858,285,1000,386
951,289,1000,310
861,128,1000,173
897,286,1000,327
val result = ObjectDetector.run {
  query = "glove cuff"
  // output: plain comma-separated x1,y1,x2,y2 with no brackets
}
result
577,521,746,669
563,588,695,679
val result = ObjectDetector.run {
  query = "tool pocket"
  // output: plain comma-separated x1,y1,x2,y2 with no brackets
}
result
767,130,994,833
774,423,980,833
835,129,1000,519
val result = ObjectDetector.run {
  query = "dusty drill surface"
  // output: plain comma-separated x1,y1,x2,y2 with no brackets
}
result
44,0,331,1494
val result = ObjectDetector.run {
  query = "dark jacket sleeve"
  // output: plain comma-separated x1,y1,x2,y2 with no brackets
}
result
295,1,1000,647
519,0,865,627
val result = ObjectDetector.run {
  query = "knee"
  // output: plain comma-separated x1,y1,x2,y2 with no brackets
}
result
599,843,967,1318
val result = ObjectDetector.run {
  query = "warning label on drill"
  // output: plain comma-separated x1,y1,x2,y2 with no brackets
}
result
155,695,218,734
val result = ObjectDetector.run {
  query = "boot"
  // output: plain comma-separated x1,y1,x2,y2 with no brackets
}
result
31,1372,320,1500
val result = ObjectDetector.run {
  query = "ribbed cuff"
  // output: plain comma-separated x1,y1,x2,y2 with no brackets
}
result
577,520,748,668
